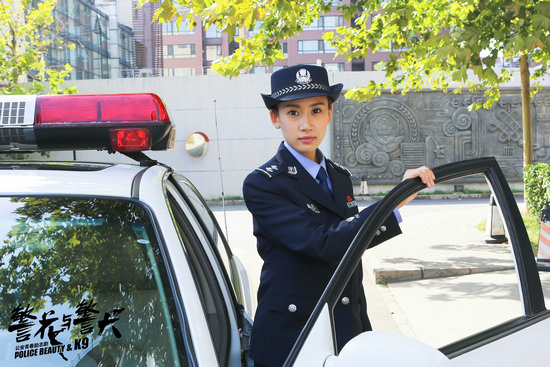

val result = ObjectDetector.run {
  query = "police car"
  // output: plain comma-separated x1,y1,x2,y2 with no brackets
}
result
0,94,548,367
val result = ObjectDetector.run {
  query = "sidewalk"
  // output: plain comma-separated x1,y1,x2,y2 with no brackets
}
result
360,198,516,284
211,198,550,349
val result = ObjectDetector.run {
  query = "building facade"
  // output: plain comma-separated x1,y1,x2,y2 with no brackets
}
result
160,0,399,76
130,0,163,77
46,0,135,80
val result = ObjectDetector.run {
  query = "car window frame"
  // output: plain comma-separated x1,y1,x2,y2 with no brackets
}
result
285,157,549,366
168,173,247,311
164,177,244,367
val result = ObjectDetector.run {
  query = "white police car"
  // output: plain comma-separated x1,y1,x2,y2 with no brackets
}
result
0,94,548,367
0,94,253,367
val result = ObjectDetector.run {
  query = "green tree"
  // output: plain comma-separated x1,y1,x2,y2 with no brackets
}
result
0,0,77,95
141,0,550,169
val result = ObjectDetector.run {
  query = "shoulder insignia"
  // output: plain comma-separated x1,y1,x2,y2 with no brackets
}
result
255,168,273,178
329,161,352,176
255,162,283,178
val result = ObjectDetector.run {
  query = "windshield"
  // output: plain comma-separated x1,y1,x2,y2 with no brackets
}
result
0,197,188,366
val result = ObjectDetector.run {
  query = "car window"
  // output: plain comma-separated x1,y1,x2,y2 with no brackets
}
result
364,176,523,348
165,186,232,366
0,197,189,367
169,173,240,303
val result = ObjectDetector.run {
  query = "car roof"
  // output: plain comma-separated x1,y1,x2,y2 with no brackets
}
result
0,160,164,198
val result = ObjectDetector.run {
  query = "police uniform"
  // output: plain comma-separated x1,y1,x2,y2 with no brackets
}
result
244,64,402,367
243,143,401,367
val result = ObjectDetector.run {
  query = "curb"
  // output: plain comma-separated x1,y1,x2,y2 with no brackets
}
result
373,265,515,284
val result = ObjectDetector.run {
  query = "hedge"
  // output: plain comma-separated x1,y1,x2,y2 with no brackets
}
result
524,163,550,219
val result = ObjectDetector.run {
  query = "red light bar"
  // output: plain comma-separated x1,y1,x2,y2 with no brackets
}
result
28,93,174,152
35,93,170,125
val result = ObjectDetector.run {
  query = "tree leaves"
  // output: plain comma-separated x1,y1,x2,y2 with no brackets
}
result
141,0,550,111
0,0,76,95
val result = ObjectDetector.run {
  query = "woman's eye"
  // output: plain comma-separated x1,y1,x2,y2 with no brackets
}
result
312,108,322,114
288,110,299,116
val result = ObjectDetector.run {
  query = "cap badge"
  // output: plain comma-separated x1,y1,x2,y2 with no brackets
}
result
295,69,312,84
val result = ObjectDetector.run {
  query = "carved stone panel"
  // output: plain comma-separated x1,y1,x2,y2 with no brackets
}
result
332,90,550,184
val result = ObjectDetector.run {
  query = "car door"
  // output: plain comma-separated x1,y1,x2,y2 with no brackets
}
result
165,172,253,367
286,157,549,366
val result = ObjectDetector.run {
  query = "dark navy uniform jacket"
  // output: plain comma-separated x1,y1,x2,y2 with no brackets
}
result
243,143,402,367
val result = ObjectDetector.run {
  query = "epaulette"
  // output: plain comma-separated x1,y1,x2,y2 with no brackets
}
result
255,162,284,178
329,160,352,176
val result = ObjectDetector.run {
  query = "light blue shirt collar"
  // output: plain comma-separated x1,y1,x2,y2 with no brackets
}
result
284,141,328,180
283,141,401,222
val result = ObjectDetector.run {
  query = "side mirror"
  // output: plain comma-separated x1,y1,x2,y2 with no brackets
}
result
324,331,451,367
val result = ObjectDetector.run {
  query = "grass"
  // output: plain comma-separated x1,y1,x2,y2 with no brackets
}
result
208,196,244,202
522,209,541,255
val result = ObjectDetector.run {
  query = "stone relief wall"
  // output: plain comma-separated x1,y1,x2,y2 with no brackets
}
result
332,90,550,185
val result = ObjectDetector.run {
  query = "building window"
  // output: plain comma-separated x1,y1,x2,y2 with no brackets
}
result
163,44,196,58
164,68,196,76
304,15,343,30
206,45,222,61
323,41,337,54
162,21,194,35
205,26,222,38
323,15,343,29
281,42,288,56
298,40,337,54
298,40,323,54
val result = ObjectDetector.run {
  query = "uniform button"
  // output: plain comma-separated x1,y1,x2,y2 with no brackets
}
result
380,225,387,232
341,297,350,305
288,304,297,313
375,230,381,236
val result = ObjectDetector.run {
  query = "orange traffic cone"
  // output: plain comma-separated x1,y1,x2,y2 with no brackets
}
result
537,204,550,271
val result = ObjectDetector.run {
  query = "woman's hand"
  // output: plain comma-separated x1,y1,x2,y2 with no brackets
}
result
397,166,435,208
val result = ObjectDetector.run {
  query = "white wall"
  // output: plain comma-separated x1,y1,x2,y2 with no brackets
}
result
66,73,288,199
61,70,547,199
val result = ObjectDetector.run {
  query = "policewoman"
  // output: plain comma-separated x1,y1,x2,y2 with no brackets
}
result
243,64,435,367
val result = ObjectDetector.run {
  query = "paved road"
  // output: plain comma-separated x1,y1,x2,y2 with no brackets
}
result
212,198,550,350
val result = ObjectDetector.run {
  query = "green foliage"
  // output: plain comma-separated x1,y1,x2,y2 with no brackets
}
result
0,0,77,95
141,0,550,109
521,208,541,255
524,163,550,218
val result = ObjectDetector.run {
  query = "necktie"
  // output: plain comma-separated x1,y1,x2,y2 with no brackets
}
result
316,167,333,199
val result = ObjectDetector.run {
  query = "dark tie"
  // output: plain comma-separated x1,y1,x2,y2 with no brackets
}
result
316,167,333,199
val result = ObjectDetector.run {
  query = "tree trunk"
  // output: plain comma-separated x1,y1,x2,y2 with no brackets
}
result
520,54,533,167
520,54,533,213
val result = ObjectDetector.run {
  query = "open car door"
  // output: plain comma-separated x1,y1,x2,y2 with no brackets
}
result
284,157,549,367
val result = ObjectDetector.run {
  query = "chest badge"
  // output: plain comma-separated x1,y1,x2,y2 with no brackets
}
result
287,166,298,175
346,195,357,208
307,203,321,214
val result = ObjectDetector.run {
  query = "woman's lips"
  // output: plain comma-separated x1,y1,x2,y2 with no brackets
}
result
299,136,315,143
